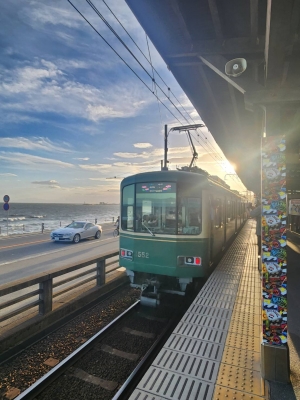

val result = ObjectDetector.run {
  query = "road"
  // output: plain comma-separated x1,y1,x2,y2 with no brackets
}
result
0,224,119,285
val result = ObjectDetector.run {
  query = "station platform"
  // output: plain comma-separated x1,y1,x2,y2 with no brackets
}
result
129,220,267,400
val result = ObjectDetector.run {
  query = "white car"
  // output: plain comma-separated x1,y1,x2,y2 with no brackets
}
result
51,221,102,243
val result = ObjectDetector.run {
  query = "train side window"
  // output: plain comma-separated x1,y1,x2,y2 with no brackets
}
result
214,198,223,228
178,197,201,235
121,184,134,231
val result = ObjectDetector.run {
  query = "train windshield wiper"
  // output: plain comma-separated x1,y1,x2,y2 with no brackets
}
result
142,222,155,236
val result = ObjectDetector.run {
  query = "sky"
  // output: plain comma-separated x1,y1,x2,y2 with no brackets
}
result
0,0,247,204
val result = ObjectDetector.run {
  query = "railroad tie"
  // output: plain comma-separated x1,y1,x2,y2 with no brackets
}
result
70,368,118,391
122,326,155,339
137,312,167,322
100,344,139,361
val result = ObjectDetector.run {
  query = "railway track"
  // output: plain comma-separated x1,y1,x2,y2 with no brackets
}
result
12,293,186,400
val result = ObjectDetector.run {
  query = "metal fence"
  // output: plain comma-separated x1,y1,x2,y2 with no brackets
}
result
0,250,120,324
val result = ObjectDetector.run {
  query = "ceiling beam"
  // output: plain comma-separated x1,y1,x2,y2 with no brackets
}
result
245,88,300,105
208,0,223,41
250,0,258,45
264,0,294,87
197,65,229,135
228,84,242,132
171,61,204,67
167,0,193,46
167,36,265,57
281,0,300,86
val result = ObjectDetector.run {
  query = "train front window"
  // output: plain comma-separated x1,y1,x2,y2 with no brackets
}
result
135,182,176,234
122,184,134,231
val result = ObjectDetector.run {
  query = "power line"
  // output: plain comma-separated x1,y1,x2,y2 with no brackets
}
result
100,0,195,124
189,131,229,173
145,33,163,126
85,0,193,126
84,1,228,166
67,0,230,172
67,0,183,125
195,128,224,163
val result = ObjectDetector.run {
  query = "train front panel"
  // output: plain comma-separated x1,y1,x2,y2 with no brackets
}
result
119,171,212,286
120,232,209,279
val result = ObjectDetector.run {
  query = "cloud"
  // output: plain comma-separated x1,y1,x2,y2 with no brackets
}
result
133,143,153,148
0,152,74,169
114,152,144,159
73,157,90,161
0,137,71,153
89,177,123,181
0,173,17,177
86,104,126,121
0,114,40,124
79,163,112,171
114,146,194,160
32,180,59,185
0,59,153,123
24,2,83,28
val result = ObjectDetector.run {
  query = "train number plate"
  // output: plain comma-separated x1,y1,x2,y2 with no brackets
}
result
137,252,149,258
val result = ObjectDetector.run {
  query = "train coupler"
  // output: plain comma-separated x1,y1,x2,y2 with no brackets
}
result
140,279,161,307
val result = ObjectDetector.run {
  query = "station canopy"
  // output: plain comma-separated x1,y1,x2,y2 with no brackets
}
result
126,0,300,193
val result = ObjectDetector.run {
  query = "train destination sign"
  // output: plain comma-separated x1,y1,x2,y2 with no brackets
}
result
137,182,175,193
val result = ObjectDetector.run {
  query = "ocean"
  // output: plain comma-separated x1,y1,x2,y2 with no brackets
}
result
0,203,120,236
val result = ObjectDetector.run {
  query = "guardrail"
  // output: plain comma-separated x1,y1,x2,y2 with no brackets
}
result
0,217,116,236
0,250,120,324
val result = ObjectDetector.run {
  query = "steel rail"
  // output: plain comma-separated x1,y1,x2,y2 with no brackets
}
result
112,313,178,400
15,300,140,400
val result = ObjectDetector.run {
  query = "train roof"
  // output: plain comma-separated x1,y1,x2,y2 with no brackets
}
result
121,170,245,199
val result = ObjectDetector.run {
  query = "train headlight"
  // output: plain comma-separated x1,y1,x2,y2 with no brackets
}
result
177,256,202,266
185,257,201,266
120,248,133,261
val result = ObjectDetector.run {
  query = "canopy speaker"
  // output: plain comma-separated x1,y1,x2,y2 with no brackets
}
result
225,58,247,77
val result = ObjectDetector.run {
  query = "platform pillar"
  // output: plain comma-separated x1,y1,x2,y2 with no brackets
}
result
261,135,289,382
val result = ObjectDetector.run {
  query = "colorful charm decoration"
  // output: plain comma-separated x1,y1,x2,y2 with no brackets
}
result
262,136,287,345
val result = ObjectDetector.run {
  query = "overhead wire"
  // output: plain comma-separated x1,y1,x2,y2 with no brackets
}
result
85,0,194,125
67,0,183,125
100,0,227,163
100,0,195,124
85,0,228,171
145,33,163,127
67,0,230,174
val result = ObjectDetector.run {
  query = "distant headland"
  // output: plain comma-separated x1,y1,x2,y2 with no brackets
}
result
83,202,119,205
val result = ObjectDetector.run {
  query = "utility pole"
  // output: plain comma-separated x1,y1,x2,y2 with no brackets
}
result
163,124,168,170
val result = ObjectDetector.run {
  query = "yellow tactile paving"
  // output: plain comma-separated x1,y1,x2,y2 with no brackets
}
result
213,386,265,400
216,364,265,396
225,332,261,353
229,320,261,338
222,347,261,371
230,311,262,326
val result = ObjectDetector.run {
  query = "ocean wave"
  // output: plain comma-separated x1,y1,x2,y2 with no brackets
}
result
29,215,45,219
2,217,26,222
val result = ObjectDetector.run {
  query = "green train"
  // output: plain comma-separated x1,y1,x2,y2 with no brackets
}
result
119,168,247,302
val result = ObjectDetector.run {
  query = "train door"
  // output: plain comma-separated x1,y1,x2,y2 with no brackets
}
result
212,195,225,257
208,194,214,265
224,195,227,245
234,200,237,232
